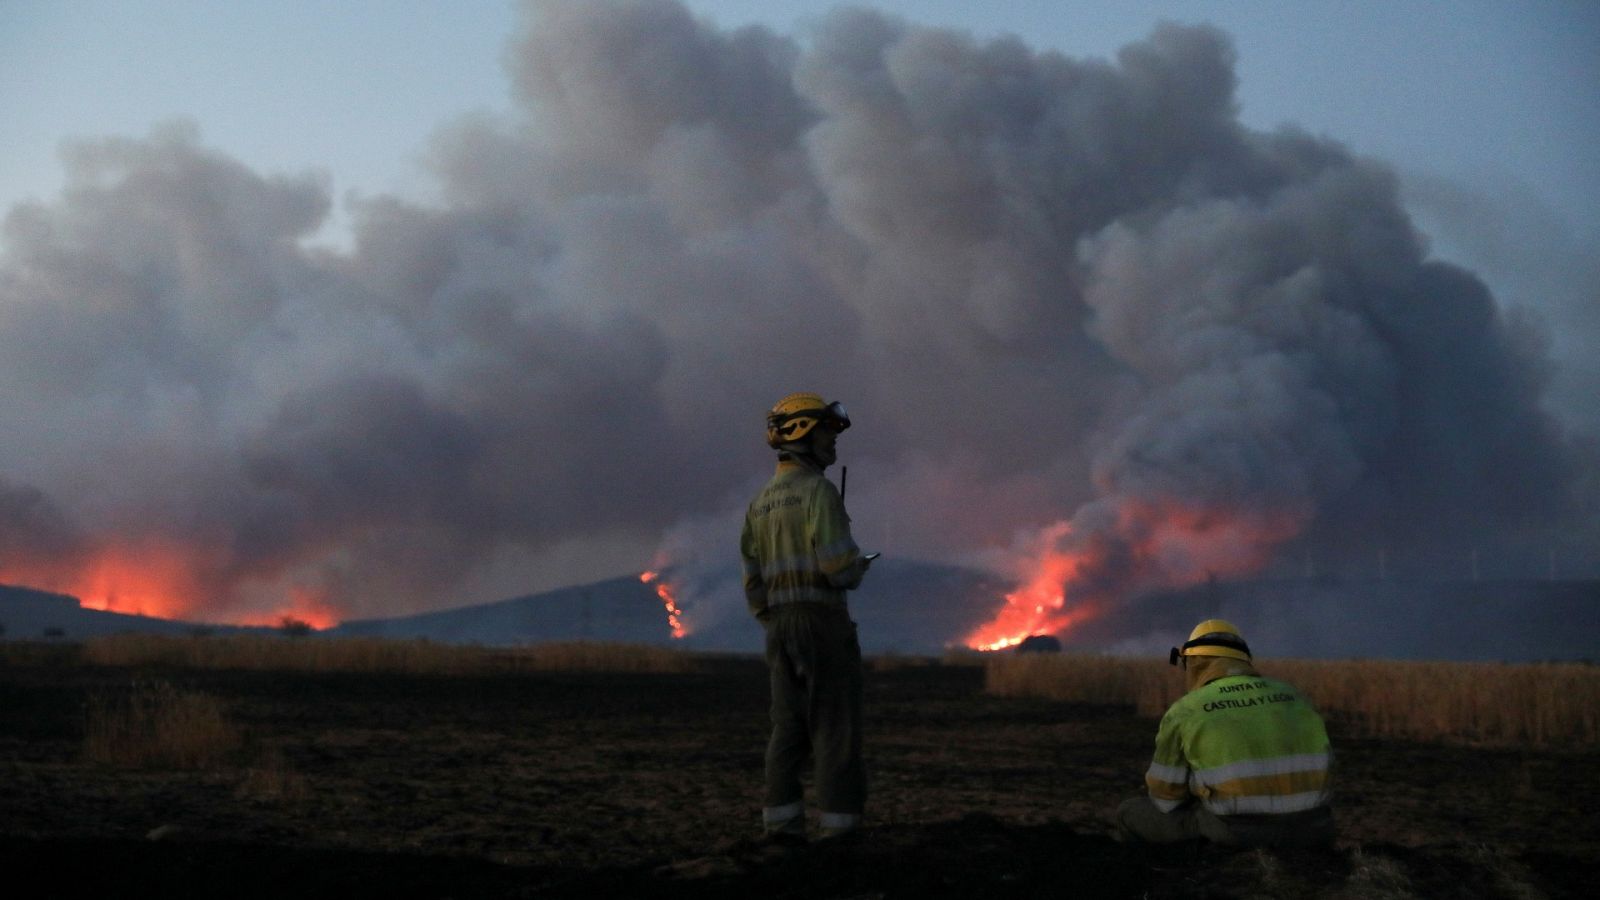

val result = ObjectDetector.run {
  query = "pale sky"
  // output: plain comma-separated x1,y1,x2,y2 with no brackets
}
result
3,1,1596,236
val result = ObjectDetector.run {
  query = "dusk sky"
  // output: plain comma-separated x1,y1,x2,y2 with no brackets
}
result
2,1,1597,627
6,2,1596,246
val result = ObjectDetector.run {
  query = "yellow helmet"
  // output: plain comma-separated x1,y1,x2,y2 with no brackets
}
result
1168,618,1252,666
765,392,851,448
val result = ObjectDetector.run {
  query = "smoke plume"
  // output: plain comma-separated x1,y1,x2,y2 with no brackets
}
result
0,1,1592,624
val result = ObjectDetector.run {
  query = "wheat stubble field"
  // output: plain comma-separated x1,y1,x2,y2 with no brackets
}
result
0,637,1594,898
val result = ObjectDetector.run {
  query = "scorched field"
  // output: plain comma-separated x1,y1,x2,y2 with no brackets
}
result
0,638,1594,899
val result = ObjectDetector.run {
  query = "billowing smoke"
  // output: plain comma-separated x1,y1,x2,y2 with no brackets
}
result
1,0,1593,625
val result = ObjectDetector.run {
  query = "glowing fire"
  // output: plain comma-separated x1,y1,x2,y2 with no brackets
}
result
639,570,688,639
0,542,342,629
965,502,1305,651
966,522,1093,651
234,587,342,631
2,542,202,620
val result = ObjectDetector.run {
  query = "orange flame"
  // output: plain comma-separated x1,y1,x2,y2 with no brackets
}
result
966,522,1097,651
2,541,202,620
234,587,342,631
1,541,342,628
639,570,688,639
965,501,1305,651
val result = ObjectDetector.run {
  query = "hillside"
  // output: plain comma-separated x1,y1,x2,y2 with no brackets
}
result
6,570,1597,661
330,560,1008,655
0,584,209,641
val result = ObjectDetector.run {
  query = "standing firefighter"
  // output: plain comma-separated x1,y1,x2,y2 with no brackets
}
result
741,392,873,843
1117,619,1336,847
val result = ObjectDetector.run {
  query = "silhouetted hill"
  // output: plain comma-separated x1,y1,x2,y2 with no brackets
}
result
332,576,668,645
0,583,213,640
330,560,1008,654
7,571,1596,661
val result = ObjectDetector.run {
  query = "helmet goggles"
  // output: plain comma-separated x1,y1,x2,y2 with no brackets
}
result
1169,633,1252,666
772,401,851,434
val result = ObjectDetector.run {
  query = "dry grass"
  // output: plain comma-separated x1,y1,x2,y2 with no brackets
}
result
985,654,1177,717
1270,659,1600,748
83,680,240,769
78,634,695,675
985,654,1600,747
236,747,310,804
507,640,698,673
0,641,78,666
940,648,989,668
1342,847,1418,899
867,653,942,672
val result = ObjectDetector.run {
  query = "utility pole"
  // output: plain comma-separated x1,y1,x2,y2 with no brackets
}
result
1377,548,1388,581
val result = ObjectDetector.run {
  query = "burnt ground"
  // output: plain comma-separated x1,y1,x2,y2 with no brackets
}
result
0,649,1594,899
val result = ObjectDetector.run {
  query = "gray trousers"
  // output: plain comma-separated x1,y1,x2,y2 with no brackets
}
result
1117,796,1336,848
763,603,865,829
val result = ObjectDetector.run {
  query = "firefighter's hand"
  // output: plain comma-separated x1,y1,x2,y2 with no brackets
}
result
850,552,876,585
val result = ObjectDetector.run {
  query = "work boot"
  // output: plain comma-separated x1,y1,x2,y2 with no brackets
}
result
758,819,807,853
759,830,807,849
761,802,807,847
817,812,862,844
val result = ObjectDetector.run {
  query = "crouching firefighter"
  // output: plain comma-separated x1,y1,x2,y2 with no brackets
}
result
740,392,874,843
1117,619,1336,847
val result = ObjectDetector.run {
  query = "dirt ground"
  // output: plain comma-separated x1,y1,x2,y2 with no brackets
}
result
0,648,1594,898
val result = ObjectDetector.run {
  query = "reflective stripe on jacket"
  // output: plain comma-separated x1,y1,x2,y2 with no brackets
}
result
740,458,861,618
1145,675,1332,816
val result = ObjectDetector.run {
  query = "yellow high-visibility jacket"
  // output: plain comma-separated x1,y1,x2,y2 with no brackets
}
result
1145,674,1332,816
740,458,862,619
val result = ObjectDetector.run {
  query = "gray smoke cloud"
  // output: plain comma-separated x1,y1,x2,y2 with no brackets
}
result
0,0,1593,623
1402,170,1600,437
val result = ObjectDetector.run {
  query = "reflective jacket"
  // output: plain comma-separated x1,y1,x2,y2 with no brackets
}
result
740,458,863,619
1144,674,1332,816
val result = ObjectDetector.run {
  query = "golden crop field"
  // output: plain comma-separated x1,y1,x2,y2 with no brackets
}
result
984,654,1600,747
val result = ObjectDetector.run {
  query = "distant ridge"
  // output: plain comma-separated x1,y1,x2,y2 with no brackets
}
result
331,575,669,645
6,572,1596,661
329,560,1008,654
0,583,220,640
